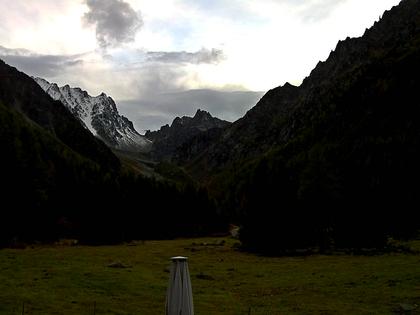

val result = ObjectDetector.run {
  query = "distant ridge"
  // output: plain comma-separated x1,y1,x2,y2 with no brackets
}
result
145,109,230,161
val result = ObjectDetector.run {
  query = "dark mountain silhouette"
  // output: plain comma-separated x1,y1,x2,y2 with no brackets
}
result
174,0,420,252
182,0,420,180
0,59,122,243
145,109,230,161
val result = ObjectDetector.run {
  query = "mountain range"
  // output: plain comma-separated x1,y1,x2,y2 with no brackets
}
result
34,77,151,152
1,0,419,251
0,59,222,244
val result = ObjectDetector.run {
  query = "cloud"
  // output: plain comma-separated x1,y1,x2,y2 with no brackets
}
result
0,46,33,57
293,0,348,22
101,47,226,97
83,0,143,49
0,46,83,77
179,0,266,26
131,62,189,95
146,48,225,64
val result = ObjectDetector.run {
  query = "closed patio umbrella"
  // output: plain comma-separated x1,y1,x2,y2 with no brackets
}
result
165,256,194,315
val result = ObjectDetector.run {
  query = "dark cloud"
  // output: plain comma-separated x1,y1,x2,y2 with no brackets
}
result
146,48,225,65
0,46,83,77
83,0,143,49
118,89,264,132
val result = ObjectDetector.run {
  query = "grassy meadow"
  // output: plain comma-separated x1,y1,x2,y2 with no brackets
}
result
1,237,420,314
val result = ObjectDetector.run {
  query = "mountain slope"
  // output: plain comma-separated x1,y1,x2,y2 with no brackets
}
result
0,59,224,245
177,0,420,251
34,77,151,152
145,109,230,160
0,60,120,171
184,0,420,180
0,59,124,243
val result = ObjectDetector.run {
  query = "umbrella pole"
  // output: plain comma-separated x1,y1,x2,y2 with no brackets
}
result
166,256,194,315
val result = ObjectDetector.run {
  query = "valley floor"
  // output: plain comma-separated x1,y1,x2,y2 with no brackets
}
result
1,237,420,314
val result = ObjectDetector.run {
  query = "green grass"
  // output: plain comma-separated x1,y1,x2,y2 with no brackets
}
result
1,238,420,314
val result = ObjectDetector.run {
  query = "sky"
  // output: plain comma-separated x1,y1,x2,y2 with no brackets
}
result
0,0,401,132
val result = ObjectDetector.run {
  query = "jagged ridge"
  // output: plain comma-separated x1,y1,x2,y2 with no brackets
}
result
181,0,420,178
145,109,230,160
34,77,151,152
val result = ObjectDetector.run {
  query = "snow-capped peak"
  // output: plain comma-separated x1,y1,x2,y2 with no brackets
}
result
34,77,151,152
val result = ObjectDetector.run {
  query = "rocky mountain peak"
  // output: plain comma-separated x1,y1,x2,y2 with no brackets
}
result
145,109,231,160
304,0,420,90
193,109,211,119
172,116,184,127
34,77,151,152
